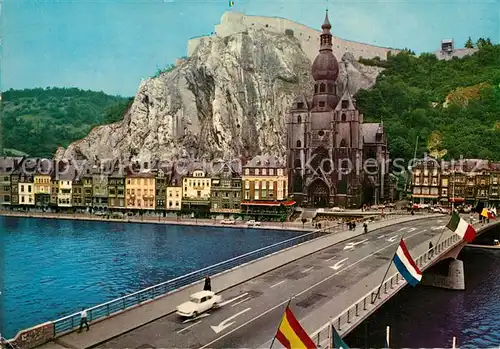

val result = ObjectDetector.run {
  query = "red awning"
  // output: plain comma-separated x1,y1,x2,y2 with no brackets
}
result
449,197,465,203
241,200,296,207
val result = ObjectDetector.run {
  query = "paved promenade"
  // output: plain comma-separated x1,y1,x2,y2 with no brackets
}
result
36,213,439,349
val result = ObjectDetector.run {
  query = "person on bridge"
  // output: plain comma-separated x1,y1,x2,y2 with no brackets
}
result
203,276,211,291
428,241,434,259
78,308,90,332
363,222,368,234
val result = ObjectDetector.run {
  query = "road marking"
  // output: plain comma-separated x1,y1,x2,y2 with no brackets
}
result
182,313,210,323
199,227,430,349
329,257,348,270
177,320,202,333
431,225,445,231
219,293,249,307
387,235,398,242
270,280,286,288
210,308,252,334
302,266,314,273
343,239,368,251
377,234,386,239
231,297,251,307
325,255,336,262
407,228,417,233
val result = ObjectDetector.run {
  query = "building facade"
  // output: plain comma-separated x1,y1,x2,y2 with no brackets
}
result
210,162,242,214
108,169,126,209
182,169,211,212
286,11,389,209
155,169,168,211
92,168,109,210
34,172,52,207
126,170,156,210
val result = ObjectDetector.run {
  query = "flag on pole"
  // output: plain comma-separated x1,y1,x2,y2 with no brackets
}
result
228,0,235,6
446,210,476,243
331,324,350,349
481,207,496,220
385,326,390,348
275,306,316,349
393,239,422,287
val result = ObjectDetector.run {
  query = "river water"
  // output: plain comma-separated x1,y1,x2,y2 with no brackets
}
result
0,216,304,338
346,226,500,348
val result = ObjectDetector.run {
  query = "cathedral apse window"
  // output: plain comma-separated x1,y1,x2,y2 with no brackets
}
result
320,84,326,93
297,115,301,123
319,101,325,108
314,85,318,93
318,130,325,137
341,100,349,109
340,139,347,147
341,113,347,121
296,140,302,148
297,102,304,109
294,159,301,168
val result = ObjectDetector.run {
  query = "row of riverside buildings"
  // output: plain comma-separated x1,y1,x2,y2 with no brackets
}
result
0,156,295,219
411,157,500,207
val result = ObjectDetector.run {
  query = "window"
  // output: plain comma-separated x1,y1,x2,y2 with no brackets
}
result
296,140,301,148
319,101,325,108
21,185,24,192
297,102,304,109
262,169,267,175
314,85,318,93
297,115,301,123
415,178,421,185
340,139,347,147
341,113,346,122
245,181,250,189
318,130,324,137
423,178,429,186
341,100,349,109
245,169,250,175
270,169,274,175
320,83,325,93
255,169,260,175
442,178,448,186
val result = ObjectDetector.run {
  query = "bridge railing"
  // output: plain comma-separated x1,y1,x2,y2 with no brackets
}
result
51,228,335,336
311,229,463,347
50,212,420,337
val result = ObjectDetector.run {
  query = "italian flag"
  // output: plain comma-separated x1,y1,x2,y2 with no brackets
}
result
446,211,476,243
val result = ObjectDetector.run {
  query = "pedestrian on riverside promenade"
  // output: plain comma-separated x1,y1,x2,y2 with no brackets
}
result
363,222,368,234
203,276,211,291
428,241,434,259
78,308,90,332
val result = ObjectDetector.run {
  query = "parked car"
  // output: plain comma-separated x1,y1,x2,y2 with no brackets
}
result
247,220,261,227
176,291,222,318
221,219,236,225
331,207,344,212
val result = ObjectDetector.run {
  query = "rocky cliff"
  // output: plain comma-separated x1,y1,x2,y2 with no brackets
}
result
55,28,383,161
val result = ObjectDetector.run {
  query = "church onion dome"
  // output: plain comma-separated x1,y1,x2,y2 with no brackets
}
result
311,10,340,82
312,53,340,81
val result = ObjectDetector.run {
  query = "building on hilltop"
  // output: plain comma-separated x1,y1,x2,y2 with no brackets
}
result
435,39,478,61
286,11,390,208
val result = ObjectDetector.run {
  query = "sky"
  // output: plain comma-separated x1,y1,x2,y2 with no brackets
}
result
1,0,499,96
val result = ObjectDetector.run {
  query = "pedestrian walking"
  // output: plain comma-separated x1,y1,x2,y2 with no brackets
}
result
203,276,211,291
78,308,90,332
363,222,368,234
428,241,434,259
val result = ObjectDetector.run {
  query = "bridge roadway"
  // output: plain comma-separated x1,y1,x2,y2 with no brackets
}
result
97,217,448,349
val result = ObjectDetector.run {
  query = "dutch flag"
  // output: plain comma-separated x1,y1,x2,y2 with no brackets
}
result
393,239,422,287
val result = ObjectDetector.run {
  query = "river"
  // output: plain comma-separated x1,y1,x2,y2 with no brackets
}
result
0,216,303,338
346,226,500,348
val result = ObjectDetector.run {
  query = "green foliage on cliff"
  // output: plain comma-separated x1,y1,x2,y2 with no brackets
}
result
2,87,131,158
355,44,500,161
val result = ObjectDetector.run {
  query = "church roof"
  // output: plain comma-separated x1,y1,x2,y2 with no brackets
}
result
362,123,384,144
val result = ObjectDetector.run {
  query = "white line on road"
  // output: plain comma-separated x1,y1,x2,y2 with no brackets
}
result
302,266,314,273
325,255,336,262
220,293,249,307
270,280,286,288
198,226,433,349
231,297,251,307
211,308,252,334
182,313,209,323
387,235,398,242
377,234,386,239
329,257,348,270
177,320,202,333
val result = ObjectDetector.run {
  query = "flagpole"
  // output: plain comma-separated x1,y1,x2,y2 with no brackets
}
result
386,326,390,348
270,298,293,349
452,336,456,349
372,229,408,304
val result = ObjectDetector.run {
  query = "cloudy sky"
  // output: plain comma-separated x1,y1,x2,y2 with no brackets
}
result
2,0,499,96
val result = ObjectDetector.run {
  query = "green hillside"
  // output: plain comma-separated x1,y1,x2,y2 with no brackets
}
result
2,87,133,158
356,42,500,161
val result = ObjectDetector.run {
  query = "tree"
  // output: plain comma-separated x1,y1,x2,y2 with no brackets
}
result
465,37,474,48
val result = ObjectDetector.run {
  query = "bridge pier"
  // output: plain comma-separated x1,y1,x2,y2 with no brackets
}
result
421,258,465,290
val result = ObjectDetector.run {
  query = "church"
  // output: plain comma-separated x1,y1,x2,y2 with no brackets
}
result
286,11,390,208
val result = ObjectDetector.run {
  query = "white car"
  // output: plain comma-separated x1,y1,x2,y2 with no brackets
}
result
247,220,261,227
331,207,344,212
176,291,222,318
221,219,236,225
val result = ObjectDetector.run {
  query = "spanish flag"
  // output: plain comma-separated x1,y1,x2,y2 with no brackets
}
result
275,306,316,349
